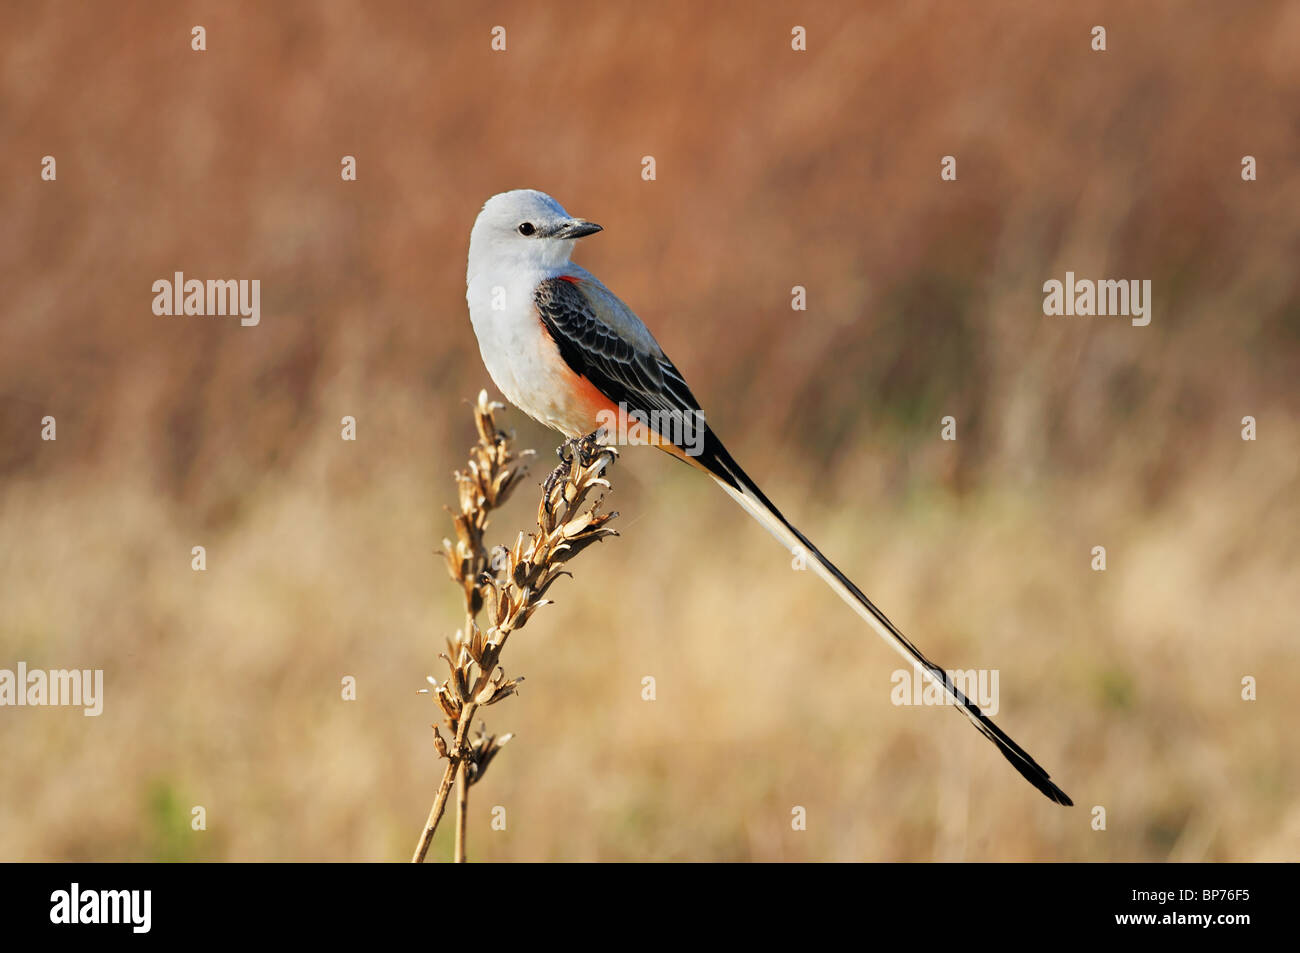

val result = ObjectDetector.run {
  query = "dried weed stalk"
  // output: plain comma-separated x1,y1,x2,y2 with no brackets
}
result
412,391,618,863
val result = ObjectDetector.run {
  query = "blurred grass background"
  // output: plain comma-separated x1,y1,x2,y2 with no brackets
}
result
1,0,1297,861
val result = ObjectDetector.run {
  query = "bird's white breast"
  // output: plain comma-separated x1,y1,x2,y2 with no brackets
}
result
466,266,590,435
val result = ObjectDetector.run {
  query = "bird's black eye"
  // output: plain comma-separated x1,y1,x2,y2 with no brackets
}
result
518,222,536,236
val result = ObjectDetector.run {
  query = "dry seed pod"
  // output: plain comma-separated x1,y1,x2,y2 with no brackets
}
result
422,398,621,806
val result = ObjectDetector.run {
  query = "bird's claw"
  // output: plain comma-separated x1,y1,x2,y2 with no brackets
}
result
542,430,607,509
542,453,572,504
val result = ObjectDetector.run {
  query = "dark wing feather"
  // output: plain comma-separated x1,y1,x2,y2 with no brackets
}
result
535,277,714,445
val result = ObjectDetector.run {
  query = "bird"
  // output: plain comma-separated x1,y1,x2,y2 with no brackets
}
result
465,188,1072,806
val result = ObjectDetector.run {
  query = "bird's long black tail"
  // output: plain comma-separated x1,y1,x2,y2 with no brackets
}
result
692,430,1072,806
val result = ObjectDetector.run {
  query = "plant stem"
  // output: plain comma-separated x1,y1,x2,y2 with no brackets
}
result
411,700,479,863
451,700,477,862
411,762,456,863
454,759,470,862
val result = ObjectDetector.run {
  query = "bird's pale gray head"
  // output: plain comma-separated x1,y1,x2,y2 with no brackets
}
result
469,189,602,271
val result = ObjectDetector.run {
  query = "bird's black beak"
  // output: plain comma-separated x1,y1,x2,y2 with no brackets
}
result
549,219,603,240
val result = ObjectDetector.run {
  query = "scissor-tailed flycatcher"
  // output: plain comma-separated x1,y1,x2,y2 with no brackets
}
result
466,189,1071,805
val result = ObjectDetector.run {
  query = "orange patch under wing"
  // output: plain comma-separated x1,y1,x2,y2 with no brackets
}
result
568,370,620,425
534,310,619,433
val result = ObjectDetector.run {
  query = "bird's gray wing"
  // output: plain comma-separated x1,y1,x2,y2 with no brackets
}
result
534,276,704,425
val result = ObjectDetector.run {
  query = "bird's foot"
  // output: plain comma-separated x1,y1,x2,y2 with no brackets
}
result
542,446,574,505
542,429,608,508
572,428,608,467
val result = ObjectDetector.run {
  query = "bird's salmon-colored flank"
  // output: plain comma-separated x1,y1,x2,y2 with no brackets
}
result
534,314,619,427
569,371,619,427
557,274,582,284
